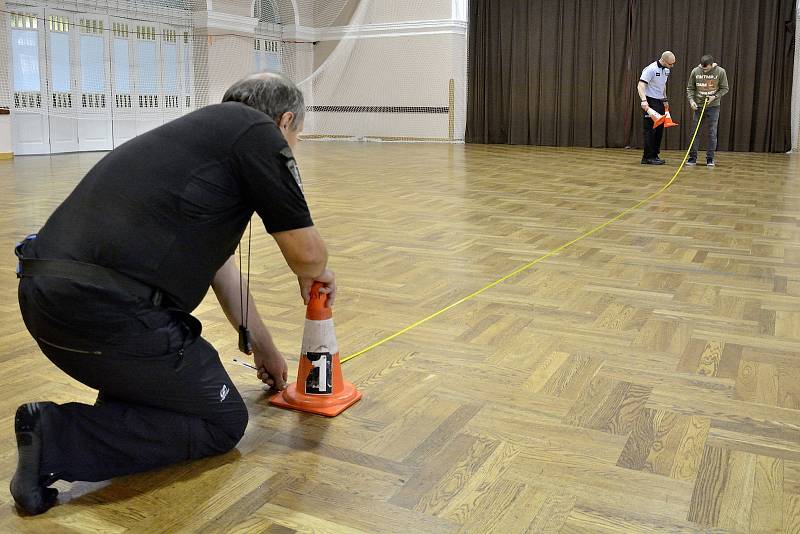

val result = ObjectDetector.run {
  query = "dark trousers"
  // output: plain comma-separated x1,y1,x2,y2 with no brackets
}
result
642,97,666,160
18,276,248,483
689,105,721,160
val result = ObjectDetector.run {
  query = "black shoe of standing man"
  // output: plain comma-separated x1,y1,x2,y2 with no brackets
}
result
10,402,58,515
641,158,666,165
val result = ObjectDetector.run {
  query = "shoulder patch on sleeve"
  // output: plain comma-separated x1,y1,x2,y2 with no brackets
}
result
279,146,304,193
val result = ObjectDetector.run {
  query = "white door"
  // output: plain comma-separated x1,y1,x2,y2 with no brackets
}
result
8,8,49,155
9,9,194,154
132,23,163,136
76,15,112,151
110,21,192,148
161,26,182,125
44,10,78,153
109,18,135,147
181,29,194,114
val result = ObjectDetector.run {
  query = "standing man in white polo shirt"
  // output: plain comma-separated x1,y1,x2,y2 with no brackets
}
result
637,51,676,165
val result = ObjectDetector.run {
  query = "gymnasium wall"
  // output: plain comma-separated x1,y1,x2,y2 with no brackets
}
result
179,0,468,141
279,0,468,141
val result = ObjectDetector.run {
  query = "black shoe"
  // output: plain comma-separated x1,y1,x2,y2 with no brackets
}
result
654,158,666,164
10,403,58,515
686,156,697,166
706,158,715,167
641,158,665,165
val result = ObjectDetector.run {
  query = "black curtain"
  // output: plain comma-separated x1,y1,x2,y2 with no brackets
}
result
466,0,796,153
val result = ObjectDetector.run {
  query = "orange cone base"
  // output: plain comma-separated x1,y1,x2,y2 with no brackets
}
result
269,382,362,417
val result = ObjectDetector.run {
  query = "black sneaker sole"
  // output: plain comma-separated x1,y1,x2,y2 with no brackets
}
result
10,402,58,515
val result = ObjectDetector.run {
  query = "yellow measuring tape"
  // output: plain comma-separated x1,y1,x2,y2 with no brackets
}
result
342,99,709,364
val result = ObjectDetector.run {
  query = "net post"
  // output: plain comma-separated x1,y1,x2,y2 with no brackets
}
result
448,78,455,141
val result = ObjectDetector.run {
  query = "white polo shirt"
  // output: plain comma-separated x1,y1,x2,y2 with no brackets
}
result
640,61,670,100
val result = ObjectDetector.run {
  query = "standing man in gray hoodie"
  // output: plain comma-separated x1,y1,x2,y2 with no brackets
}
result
686,55,729,167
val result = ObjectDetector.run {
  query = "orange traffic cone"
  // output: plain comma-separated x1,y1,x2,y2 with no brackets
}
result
269,282,361,416
661,104,679,128
646,107,665,128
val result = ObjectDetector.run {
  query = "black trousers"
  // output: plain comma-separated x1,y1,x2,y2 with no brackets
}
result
642,96,666,160
18,276,248,483
689,105,721,160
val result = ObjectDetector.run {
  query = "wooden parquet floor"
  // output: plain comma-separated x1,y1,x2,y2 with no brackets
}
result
0,143,798,532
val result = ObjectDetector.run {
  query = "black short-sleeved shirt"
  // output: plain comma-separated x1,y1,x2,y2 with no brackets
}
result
30,102,313,311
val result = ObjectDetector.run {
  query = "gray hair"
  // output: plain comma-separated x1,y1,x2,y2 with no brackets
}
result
222,72,305,130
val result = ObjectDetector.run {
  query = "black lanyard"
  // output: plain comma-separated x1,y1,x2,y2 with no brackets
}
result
237,219,253,354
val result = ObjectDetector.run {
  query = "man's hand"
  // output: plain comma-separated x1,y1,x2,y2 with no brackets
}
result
298,267,336,307
254,346,288,391
640,100,649,111
690,101,698,111
707,95,716,103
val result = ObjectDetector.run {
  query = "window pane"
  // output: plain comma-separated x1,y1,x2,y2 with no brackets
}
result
183,39,191,91
255,0,279,23
11,29,40,91
162,43,177,93
137,40,157,93
265,52,281,72
50,32,70,92
80,34,104,92
113,39,130,93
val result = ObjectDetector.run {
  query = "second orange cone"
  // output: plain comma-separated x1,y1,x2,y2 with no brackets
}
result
269,282,361,416
662,103,679,128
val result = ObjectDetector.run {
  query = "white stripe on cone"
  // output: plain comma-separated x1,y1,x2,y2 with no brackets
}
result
301,318,338,355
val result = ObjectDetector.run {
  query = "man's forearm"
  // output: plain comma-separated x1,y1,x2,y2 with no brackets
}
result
637,82,648,102
272,227,328,279
211,256,278,352
287,256,327,279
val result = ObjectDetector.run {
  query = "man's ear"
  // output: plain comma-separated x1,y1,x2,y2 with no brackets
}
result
278,112,295,130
